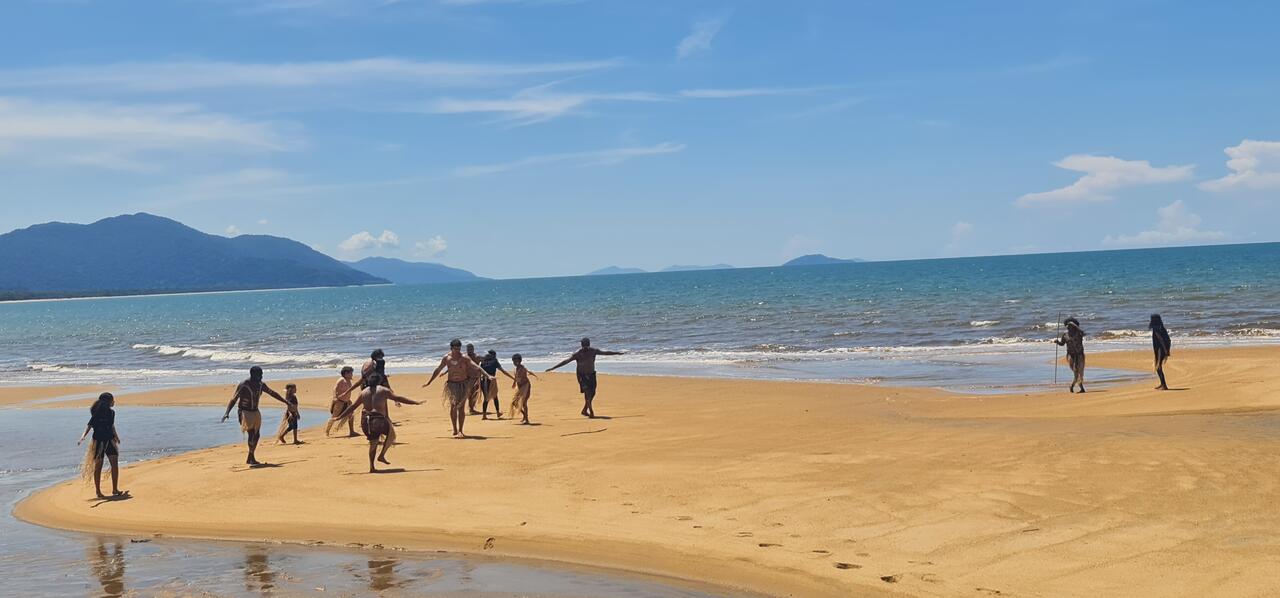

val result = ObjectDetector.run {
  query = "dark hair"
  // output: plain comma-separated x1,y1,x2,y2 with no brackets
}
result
375,359,386,374
285,383,297,391
91,392,114,415
512,353,523,362
466,343,475,350
581,337,591,347
341,366,354,375
1064,317,1080,328
486,349,496,356
1149,314,1165,330
371,349,385,360
364,372,384,388
250,366,264,380
450,339,462,348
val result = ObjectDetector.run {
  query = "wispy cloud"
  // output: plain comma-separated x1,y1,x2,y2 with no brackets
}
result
0,97,292,170
1102,200,1225,247
0,58,619,93
339,229,401,252
678,86,831,99
677,16,728,59
452,142,684,177
1016,154,1194,207
422,81,666,125
415,235,448,257
1199,139,1280,192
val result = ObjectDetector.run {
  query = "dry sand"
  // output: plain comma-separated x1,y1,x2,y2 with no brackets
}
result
0,384,107,406
14,346,1280,597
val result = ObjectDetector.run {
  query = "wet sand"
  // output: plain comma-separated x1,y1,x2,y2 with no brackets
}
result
0,384,107,406
15,346,1280,597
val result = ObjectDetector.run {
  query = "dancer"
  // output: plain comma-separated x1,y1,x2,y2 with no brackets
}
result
77,392,124,499
1053,318,1088,393
547,337,624,418
479,349,512,419
508,353,538,424
326,366,358,437
275,383,302,445
465,343,482,415
221,366,288,465
337,373,420,472
1150,314,1172,390
424,339,492,438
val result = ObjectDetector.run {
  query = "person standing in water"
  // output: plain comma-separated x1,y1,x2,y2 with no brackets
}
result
425,339,492,438
547,337,625,418
222,366,289,465
336,373,420,472
479,349,512,420
1053,318,1087,393
78,392,124,499
1150,314,1172,390
326,366,358,437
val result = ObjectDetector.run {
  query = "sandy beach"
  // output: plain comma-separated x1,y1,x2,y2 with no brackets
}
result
13,346,1280,597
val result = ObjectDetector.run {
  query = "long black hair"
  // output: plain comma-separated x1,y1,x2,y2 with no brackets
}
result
90,392,114,416
1149,314,1166,330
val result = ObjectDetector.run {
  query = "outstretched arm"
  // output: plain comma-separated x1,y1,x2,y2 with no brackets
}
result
546,354,575,372
390,392,421,406
500,368,515,381
424,357,448,387
598,350,624,356
262,384,288,405
337,395,367,420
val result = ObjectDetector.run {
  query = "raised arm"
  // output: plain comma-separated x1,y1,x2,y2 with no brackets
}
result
261,383,288,405
424,357,448,387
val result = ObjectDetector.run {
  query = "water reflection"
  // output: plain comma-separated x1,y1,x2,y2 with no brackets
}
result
244,550,275,594
89,540,125,597
367,557,400,591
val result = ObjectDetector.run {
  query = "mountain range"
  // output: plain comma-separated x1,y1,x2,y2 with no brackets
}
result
0,213,385,300
346,257,485,285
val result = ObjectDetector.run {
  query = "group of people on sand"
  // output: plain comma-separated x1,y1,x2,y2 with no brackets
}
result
218,337,622,473
1051,313,1173,393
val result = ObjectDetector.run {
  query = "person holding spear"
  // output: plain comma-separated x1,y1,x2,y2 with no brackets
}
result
1053,317,1088,393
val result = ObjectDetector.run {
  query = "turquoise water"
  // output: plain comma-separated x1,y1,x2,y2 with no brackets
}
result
0,406,744,597
2,243,1278,392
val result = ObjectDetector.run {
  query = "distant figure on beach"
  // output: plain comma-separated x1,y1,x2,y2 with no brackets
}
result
326,366,358,437
362,349,390,388
222,366,289,465
1150,314,1172,390
508,353,538,424
465,343,483,415
275,383,302,445
425,339,492,438
78,392,124,499
1053,318,1087,393
479,349,513,420
547,338,624,418
337,373,420,472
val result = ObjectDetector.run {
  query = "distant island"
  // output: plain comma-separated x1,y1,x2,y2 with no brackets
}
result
0,213,385,301
587,266,648,276
781,254,863,267
347,257,484,285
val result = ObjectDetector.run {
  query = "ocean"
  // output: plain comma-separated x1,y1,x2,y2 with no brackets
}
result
3,242,1278,393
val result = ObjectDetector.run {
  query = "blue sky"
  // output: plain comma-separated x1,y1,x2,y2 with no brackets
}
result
2,0,1279,278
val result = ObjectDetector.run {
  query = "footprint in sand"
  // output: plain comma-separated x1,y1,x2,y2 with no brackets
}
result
675,515,693,521
880,575,900,583
976,588,1004,595
811,549,830,555
735,532,754,538
758,543,782,548
834,562,860,570
856,552,870,557
482,538,495,550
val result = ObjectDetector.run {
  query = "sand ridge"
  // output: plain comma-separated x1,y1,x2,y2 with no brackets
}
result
14,346,1280,597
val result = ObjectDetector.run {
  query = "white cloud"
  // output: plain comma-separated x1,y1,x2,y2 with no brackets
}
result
1016,154,1194,207
424,84,665,126
677,86,828,99
453,142,684,177
1102,200,1225,248
339,230,401,252
415,235,448,257
258,219,270,225
225,225,242,236
1199,139,1280,192
677,16,727,59
0,58,618,93
0,97,290,170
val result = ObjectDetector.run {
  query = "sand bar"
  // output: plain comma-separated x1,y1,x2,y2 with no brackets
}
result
15,346,1280,596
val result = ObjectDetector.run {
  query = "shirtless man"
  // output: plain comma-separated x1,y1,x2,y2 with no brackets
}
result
336,373,420,473
424,339,492,438
465,343,482,415
221,366,288,465
547,338,624,418
326,366,359,437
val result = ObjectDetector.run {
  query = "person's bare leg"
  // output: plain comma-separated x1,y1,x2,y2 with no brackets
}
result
292,427,300,445
368,440,378,473
93,455,106,499
584,389,596,418
449,405,460,436
248,431,260,465
108,454,120,495
1155,356,1169,389
377,435,392,465
522,400,530,425
457,402,468,437
347,415,356,437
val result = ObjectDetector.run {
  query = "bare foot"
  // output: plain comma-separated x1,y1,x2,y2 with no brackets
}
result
293,440,304,445
378,457,391,465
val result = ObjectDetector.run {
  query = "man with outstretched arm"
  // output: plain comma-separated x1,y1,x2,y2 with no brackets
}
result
222,366,289,465
424,339,493,438
336,373,420,473
546,337,624,418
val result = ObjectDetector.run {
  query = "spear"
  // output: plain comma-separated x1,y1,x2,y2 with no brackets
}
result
1054,311,1062,385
